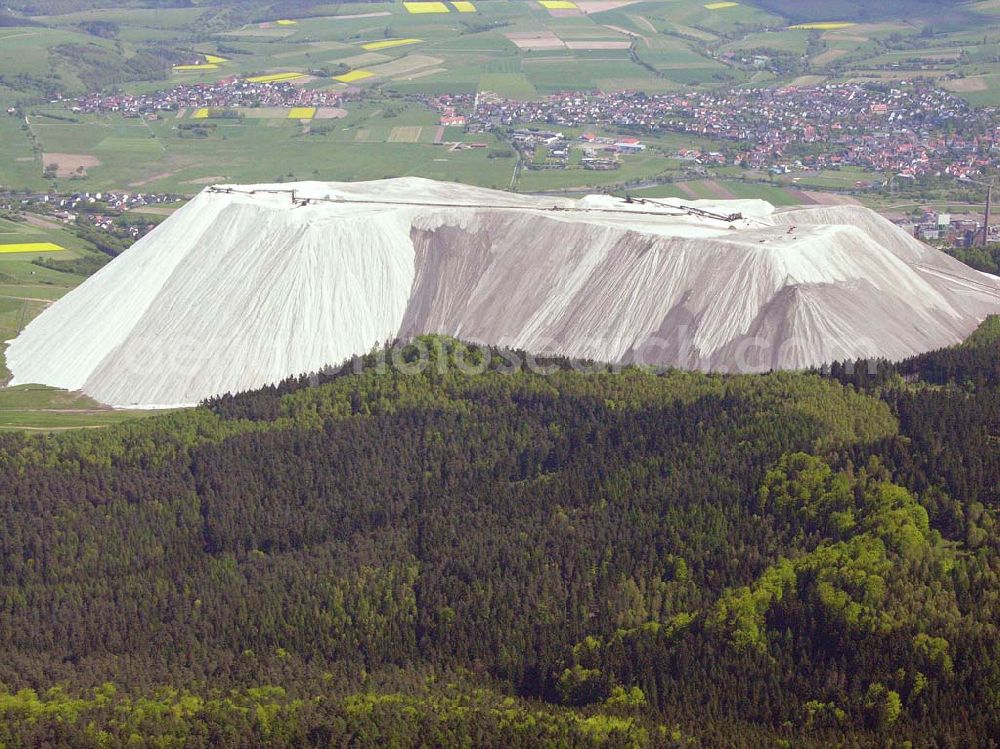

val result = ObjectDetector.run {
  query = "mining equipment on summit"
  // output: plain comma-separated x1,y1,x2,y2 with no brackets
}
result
207,185,744,223
624,193,744,223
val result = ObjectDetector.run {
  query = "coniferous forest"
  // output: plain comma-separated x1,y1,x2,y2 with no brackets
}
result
1,330,999,748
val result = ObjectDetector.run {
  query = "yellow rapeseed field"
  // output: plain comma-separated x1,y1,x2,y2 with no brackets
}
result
0,242,64,254
288,107,317,119
539,0,577,8
451,1,476,11
192,108,210,119
403,2,450,13
789,21,856,29
333,69,375,83
173,64,218,71
275,19,297,25
361,38,422,51
704,2,738,9
204,55,228,64
246,72,307,83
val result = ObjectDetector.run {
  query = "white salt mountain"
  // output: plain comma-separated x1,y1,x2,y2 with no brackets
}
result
7,178,1000,408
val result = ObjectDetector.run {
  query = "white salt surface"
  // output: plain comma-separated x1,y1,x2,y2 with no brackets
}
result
7,177,1000,407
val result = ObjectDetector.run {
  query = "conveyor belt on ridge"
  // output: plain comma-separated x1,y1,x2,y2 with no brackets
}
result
206,186,745,224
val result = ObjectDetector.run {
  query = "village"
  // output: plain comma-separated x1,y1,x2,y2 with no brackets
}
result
62,77,352,118
431,82,999,181
8,77,997,254
1,188,182,251
19,77,993,187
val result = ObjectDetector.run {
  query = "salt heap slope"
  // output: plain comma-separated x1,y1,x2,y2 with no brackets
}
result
7,178,1000,407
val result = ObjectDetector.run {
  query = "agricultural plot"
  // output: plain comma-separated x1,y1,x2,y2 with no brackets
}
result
0,216,94,258
0,215,108,388
362,38,423,50
478,72,539,97
197,1,753,94
0,243,63,254
404,2,451,13
246,72,308,83
628,183,693,199
0,27,121,92
367,54,445,78
21,0,984,107
721,29,811,55
332,52,393,68
0,116,42,190
4,0,996,106
789,21,857,30
943,72,1000,105
775,166,879,191
14,104,515,194
333,69,376,82
515,146,684,192
539,1,580,10
388,126,424,142
639,0,782,33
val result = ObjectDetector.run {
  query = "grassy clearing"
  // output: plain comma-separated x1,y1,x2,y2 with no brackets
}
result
517,152,673,191
478,72,538,98
722,29,811,54
944,72,1000,105
0,27,119,91
0,385,157,430
629,183,692,199
774,166,877,191
713,181,804,205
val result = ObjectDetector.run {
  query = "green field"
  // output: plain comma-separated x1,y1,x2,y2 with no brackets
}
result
4,103,520,192
0,216,93,353
629,178,805,204
0,385,157,430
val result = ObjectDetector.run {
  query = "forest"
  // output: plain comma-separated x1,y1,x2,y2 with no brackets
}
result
0,332,998,748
